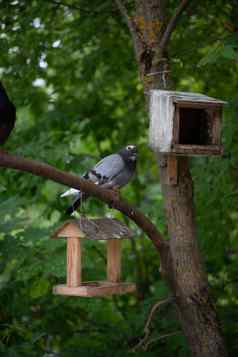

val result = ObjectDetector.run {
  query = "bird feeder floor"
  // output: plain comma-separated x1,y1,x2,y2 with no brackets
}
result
53,281,136,297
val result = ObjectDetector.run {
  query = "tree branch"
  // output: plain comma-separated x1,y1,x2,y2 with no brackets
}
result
131,296,175,351
160,0,191,54
114,0,139,50
0,150,166,251
144,331,181,351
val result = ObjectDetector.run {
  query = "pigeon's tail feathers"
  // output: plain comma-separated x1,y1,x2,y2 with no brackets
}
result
66,196,82,215
60,188,80,198
65,192,89,215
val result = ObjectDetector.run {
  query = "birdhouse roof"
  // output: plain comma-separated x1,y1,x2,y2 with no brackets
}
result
150,90,226,105
51,217,134,240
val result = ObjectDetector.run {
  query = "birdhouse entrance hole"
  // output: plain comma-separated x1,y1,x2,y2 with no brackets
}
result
172,101,223,155
178,107,213,145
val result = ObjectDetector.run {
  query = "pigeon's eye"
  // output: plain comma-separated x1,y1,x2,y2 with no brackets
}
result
126,145,135,151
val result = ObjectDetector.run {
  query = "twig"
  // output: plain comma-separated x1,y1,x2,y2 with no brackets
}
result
144,296,174,334
131,296,174,351
0,150,165,252
144,331,181,350
160,0,191,54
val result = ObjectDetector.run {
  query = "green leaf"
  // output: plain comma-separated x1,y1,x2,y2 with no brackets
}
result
222,46,238,60
29,277,50,298
198,44,223,66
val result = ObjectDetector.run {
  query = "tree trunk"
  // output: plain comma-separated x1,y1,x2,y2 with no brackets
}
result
160,157,227,356
116,0,228,355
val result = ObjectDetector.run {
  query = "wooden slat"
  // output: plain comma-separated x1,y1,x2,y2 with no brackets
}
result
107,239,121,283
53,281,136,297
52,221,84,239
212,108,222,145
67,237,81,287
174,101,224,109
167,156,178,185
171,144,223,156
173,106,180,145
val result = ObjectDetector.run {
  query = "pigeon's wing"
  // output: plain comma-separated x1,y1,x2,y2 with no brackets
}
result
60,171,89,198
87,154,125,186
61,154,126,214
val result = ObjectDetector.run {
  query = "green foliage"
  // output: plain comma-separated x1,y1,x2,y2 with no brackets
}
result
198,33,238,66
0,0,237,356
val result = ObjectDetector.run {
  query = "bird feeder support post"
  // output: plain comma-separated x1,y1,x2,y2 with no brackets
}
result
66,237,81,287
107,239,121,283
167,155,178,185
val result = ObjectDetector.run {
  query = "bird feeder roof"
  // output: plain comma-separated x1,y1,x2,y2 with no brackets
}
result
150,90,226,105
51,217,134,240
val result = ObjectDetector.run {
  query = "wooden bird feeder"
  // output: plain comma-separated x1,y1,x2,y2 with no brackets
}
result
149,90,226,157
51,217,136,297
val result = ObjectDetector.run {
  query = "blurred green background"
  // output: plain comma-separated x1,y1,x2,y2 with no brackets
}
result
0,0,237,356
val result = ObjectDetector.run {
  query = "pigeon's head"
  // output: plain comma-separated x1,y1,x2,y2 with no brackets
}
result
119,145,137,164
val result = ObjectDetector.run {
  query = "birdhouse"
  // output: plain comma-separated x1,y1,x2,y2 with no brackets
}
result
51,217,136,297
149,90,226,156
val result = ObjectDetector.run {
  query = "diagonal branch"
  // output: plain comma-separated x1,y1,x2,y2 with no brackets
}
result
115,0,133,32
114,0,139,48
160,0,191,54
0,150,166,251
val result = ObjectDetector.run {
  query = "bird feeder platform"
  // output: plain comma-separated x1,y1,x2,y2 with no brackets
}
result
51,217,136,297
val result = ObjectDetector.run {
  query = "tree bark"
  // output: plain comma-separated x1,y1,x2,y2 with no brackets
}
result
160,158,227,356
116,0,228,356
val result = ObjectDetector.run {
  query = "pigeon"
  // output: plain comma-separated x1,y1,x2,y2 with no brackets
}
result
0,81,16,145
61,145,137,214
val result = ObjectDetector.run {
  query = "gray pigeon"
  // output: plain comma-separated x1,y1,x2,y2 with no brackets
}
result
61,145,137,214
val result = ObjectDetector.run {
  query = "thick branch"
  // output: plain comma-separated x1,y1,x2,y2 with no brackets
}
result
0,151,165,251
160,0,190,54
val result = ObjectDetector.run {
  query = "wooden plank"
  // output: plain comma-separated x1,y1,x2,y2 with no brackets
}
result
212,108,222,145
67,237,81,287
53,281,136,297
173,106,180,145
171,144,223,156
107,239,121,283
167,156,178,185
174,101,223,109
52,221,84,239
